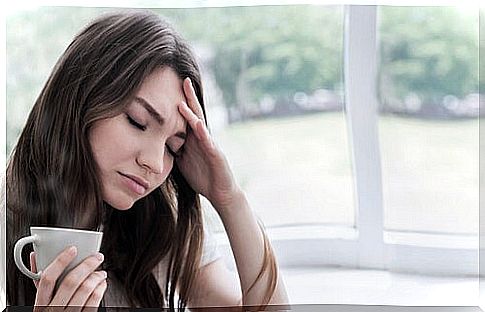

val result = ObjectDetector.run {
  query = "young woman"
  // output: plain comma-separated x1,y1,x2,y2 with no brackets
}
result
4,10,288,310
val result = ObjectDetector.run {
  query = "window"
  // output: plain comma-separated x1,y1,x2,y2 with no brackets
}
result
378,6,479,235
162,6,354,231
3,3,481,309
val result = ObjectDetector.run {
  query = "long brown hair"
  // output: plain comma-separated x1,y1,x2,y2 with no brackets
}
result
6,10,277,310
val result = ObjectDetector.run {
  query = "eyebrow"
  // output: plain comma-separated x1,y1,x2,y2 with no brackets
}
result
134,96,187,141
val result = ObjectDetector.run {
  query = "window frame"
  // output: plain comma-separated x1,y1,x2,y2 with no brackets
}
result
215,4,478,277
1,2,482,311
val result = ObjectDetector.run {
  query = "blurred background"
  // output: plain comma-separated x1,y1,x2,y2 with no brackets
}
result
4,3,481,307
7,5,479,234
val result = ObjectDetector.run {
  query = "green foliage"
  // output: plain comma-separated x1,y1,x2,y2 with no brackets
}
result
6,6,479,156
156,5,344,107
379,6,479,103
6,6,112,156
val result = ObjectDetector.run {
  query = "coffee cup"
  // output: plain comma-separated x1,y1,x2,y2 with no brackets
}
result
14,226,103,281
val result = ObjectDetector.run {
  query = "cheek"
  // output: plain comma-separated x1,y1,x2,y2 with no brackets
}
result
92,134,131,167
89,119,136,172
89,127,108,168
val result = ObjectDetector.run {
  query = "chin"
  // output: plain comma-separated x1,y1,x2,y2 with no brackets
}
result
105,195,136,211
112,203,135,211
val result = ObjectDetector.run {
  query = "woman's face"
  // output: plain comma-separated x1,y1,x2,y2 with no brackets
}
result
89,67,188,210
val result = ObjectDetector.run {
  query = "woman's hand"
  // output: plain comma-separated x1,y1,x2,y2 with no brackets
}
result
176,78,243,214
29,246,107,312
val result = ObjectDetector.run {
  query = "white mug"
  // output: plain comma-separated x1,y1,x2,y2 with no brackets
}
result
14,226,103,281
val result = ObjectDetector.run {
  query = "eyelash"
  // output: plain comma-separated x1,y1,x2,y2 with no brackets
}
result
126,114,146,131
126,114,181,158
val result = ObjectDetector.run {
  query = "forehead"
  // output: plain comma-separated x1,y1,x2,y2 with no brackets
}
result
138,67,185,110
136,67,187,131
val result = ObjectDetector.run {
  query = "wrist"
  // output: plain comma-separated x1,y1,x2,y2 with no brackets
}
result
213,188,249,220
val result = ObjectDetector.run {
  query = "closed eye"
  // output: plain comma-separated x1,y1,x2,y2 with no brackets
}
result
126,114,146,131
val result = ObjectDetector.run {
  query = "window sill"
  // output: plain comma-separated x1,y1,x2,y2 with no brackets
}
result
214,224,478,275
282,266,478,307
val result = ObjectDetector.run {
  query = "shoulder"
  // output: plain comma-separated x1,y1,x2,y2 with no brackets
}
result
151,227,222,283
201,227,222,267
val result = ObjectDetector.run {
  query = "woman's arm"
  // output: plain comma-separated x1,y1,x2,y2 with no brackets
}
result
176,77,289,309
188,259,242,308
188,193,289,309
216,190,289,307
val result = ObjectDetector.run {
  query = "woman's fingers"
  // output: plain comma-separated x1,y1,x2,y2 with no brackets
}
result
66,270,107,309
82,279,108,311
34,246,78,307
30,252,40,289
178,101,215,152
196,117,214,148
49,253,104,307
178,101,205,141
183,77,205,122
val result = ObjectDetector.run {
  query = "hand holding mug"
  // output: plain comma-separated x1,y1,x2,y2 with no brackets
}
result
14,227,106,310
29,246,107,311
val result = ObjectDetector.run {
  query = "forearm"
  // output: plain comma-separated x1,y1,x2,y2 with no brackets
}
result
216,191,289,307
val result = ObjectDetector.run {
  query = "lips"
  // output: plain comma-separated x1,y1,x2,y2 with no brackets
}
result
118,172,149,195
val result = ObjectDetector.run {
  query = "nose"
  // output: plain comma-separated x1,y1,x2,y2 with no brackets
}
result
137,143,165,175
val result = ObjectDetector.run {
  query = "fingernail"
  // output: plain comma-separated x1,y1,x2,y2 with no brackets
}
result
96,252,104,262
68,246,77,255
101,270,108,278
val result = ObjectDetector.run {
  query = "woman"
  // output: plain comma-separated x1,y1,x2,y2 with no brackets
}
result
4,10,288,310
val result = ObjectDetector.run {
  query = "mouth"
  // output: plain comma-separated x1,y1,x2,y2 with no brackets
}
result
118,172,149,195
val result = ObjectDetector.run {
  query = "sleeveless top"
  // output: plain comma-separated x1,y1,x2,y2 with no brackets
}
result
102,230,221,308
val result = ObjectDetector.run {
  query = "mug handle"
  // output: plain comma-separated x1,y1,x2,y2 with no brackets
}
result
14,235,42,280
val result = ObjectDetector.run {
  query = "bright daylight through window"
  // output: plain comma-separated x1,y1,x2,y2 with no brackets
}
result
3,3,481,309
